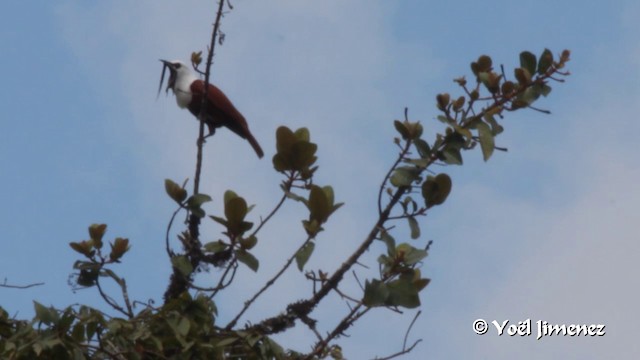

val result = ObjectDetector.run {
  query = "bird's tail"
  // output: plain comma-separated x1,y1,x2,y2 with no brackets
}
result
246,132,264,159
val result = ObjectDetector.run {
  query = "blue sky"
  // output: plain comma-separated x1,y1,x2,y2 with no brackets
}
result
1,1,639,358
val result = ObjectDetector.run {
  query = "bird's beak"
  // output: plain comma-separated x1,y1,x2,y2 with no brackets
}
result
157,59,176,99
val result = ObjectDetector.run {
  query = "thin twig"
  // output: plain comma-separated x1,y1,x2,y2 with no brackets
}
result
403,310,421,350
165,0,228,303
95,279,131,318
193,0,226,196
165,206,182,257
306,304,369,359
119,278,134,317
250,173,295,237
225,235,315,330
0,278,44,289
209,259,238,297
372,339,422,360
377,107,411,215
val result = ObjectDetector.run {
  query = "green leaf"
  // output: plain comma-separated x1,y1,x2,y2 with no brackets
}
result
69,240,94,258
394,120,410,139
88,224,106,249
398,244,427,265
223,190,238,204
187,193,212,209
190,207,205,218
176,317,191,337
514,67,532,85
275,126,296,154
109,237,130,262
294,127,311,142
407,217,420,239
377,255,393,273
209,215,228,227
471,55,492,77
295,241,315,271
477,55,492,72
34,302,58,325
501,80,516,95
414,278,431,292
272,153,290,172
537,48,554,75
407,121,423,139
284,190,307,203
86,317,100,340
477,71,490,88
483,113,504,135
520,85,542,105
476,122,495,161
274,125,320,172
308,185,330,224
263,337,286,359
291,141,318,170
404,158,430,168
390,167,421,187
436,93,450,111
215,337,239,348
165,179,187,204
171,255,193,277
186,193,212,218
386,278,421,308
413,139,431,158
203,240,226,253
235,250,259,272
436,115,453,125
379,230,396,256
321,186,335,208
225,197,248,230
454,125,473,141
422,173,452,208
441,147,463,165
302,219,322,237
71,323,85,342
240,235,258,250
363,280,389,307
519,51,537,75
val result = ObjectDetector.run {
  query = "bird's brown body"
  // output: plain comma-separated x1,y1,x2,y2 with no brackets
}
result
188,80,263,158
159,60,264,158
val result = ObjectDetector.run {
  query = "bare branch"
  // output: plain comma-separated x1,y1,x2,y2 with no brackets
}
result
96,278,131,318
371,312,423,359
0,278,44,289
225,234,315,330
165,0,229,303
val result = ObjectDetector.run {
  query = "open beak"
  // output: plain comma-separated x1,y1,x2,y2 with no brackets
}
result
157,59,177,99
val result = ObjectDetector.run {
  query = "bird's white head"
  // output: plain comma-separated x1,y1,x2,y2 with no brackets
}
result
159,60,198,108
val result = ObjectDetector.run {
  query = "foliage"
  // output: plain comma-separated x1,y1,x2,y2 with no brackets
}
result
0,2,571,357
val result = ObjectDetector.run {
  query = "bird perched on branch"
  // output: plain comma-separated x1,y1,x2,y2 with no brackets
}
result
158,60,264,158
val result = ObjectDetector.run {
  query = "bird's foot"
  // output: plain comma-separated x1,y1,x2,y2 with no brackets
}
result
197,132,215,146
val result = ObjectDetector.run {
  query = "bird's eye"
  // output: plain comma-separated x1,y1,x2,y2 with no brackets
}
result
174,63,182,69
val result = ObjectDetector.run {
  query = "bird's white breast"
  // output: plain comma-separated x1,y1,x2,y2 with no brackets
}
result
173,68,197,109
175,89,192,109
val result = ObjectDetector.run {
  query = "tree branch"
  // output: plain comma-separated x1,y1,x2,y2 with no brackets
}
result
165,0,228,303
0,278,44,289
